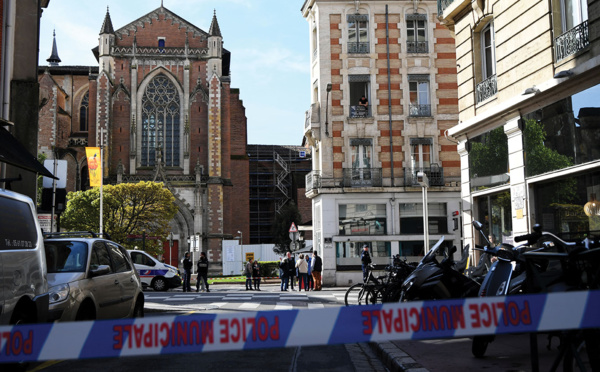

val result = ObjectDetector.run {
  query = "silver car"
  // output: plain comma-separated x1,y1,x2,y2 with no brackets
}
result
44,233,144,321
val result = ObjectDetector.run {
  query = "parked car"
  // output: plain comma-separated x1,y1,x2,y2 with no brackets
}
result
44,232,144,321
0,189,49,324
128,249,182,291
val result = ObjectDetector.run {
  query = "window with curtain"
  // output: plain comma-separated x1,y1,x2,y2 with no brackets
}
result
141,74,181,167
410,138,431,171
79,91,89,132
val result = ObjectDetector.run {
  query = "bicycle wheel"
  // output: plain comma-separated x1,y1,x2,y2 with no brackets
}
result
345,283,369,306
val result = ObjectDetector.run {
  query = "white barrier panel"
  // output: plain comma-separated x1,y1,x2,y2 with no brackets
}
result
1,290,599,363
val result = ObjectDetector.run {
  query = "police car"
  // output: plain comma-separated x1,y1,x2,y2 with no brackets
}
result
128,250,182,291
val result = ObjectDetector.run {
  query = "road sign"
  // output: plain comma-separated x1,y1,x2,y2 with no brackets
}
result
289,222,298,233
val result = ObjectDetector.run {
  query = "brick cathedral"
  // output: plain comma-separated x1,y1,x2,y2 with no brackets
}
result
38,5,250,272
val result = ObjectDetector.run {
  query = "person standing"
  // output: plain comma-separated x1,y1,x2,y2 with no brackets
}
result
280,256,289,291
306,253,314,290
182,252,193,292
195,252,210,292
253,259,261,291
286,252,296,291
311,250,323,291
295,254,308,291
360,245,372,282
245,259,254,290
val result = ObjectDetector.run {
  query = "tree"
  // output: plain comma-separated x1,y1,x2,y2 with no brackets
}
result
61,181,178,255
271,201,302,255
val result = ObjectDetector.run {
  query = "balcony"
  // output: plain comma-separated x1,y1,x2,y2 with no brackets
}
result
555,21,589,63
306,171,321,192
350,105,371,118
437,0,455,15
407,41,428,54
408,104,431,117
348,42,369,54
343,168,382,187
476,74,497,104
404,166,444,187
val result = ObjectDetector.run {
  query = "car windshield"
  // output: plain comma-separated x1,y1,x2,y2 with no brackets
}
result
45,241,88,273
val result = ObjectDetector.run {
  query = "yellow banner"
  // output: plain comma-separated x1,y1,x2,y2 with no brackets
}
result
85,147,102,187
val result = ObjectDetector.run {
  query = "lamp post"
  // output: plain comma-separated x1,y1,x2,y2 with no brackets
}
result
237,230,243,270
169,232,173,267
417,171,430,253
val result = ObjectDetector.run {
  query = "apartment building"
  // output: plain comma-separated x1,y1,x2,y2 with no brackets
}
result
440,0,600,249
301,0,462,285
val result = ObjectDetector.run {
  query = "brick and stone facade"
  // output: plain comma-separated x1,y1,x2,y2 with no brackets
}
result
38,5,249,273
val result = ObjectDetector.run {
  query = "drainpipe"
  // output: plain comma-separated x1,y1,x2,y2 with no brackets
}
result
386,5,395,186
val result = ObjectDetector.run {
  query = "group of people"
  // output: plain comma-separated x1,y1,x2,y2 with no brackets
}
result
279,250,322,291
244,258,262,290
181,251,210,292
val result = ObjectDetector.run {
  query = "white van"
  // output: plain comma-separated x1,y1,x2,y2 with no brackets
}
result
128,250,182,291
0,189,49,324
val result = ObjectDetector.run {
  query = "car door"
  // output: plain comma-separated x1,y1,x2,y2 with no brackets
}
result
89,241,122,319
106,242,138,317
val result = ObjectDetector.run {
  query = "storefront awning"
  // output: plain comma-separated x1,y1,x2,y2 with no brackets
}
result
0,124,57,179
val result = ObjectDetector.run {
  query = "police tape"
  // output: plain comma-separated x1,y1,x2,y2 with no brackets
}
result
1,290,599,363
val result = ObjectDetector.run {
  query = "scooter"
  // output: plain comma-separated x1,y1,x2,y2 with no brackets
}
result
400,236,480,302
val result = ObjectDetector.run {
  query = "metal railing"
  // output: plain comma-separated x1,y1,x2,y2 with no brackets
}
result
348,42,370,54
408,104,431,117
438,0,455,15
555,21,589,62
342,168,382,187
476,74,497,104
407,41,428,53
350,105,371,118
404,167,444,186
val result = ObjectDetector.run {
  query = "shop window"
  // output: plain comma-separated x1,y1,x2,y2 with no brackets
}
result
336,241,390,266
338,203,386,236
399,203,448,234
475,190,513,246
523,83,600,177
468,126,509,191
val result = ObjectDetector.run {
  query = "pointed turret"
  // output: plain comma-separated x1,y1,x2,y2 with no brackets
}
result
209,10,221,37
100,6,114,34
46,29,61,66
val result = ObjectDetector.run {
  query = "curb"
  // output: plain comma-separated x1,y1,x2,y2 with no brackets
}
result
370,341,429,372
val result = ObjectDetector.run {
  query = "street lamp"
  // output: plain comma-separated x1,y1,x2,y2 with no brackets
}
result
168,232,173,267
325,83,332,136
417,171,430,253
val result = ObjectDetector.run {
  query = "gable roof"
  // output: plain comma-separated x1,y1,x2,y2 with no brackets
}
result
113,6,210,40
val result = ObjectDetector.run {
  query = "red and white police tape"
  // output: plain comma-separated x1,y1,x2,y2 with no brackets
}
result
1,290,599,363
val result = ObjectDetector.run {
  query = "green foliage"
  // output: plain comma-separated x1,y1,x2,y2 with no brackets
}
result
36,153,48,207
61,181,178,256
271,201,302,255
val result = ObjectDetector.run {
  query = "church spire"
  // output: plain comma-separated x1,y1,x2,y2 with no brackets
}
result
209,9,221,37
100,6,114,34
46,29,61,66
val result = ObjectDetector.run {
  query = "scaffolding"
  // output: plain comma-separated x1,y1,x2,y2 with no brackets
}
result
248,145,312,244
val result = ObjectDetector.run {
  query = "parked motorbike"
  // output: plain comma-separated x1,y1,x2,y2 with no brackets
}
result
399,236,480,301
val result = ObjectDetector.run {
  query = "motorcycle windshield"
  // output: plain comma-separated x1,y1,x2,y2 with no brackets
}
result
419,236,445,266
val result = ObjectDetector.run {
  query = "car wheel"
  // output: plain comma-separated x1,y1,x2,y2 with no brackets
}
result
152,277,168,291
75,302,96,321
132,299,144,318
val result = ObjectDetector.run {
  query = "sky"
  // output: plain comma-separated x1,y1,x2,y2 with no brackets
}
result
38,0,310,146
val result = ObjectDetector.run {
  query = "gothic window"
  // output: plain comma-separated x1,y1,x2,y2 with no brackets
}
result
141,74,180,167
79,91,89,132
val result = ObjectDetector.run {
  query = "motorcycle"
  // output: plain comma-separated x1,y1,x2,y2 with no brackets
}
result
399,236,480,301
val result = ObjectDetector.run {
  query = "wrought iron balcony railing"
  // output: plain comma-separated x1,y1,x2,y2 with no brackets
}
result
438,0,455,15
343,168,382,187
476,74,497,104
407,41,428,53
348,42,370,54
350,105,371,118
404,166,444,187
408,104,431,117
555,21,589,62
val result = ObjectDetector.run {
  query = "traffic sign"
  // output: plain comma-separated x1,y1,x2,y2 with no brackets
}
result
289,222,298,233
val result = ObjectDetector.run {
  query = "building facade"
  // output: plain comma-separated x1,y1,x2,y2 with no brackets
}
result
440,0,600,250
38,5,249,273
301,0,462,286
